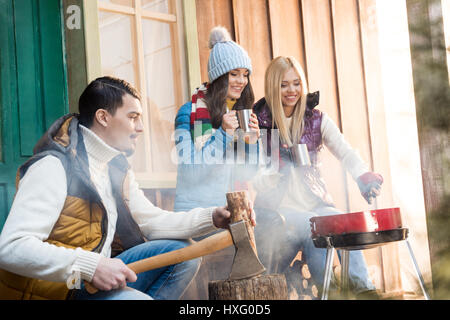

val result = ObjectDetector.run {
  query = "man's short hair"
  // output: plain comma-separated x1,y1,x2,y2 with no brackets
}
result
78,76,141,128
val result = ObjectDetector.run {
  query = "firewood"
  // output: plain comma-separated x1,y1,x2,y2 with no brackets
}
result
226,191,257,254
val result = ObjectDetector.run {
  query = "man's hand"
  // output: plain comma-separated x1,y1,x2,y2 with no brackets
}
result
90,256,137,291
212,207,231,229
212,202,257,229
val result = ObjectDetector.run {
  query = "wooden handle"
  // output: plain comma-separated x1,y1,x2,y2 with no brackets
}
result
84,230,234,294
84,281,98,294
129,230,233,273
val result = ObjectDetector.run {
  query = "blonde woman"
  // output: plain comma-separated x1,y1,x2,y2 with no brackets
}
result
252,56,383,299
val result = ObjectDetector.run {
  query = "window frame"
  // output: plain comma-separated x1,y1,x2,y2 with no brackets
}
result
83,0,201,189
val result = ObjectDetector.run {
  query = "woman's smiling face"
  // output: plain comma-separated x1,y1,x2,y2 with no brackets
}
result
280,67,302,110
226,68,249,100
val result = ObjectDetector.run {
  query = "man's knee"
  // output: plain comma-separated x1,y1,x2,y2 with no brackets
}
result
183,256,202,274
122,287,153,300
168,239,194,251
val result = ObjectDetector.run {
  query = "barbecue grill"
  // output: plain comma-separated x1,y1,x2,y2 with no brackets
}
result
309,207,429,300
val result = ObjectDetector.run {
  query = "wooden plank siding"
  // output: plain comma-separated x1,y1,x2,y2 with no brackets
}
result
193,0,403,295
195,0,235,84
358,0,403,296
358,0,398,294
331,0,372,212
301,0,349,212
232,0,272,100
267,0,306,70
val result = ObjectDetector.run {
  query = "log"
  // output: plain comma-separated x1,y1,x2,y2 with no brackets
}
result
209,192,288,300
226,191,257,254
209,274,288,300
208,191,288,300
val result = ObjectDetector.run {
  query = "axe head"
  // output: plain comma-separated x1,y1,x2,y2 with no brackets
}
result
228,220,266,280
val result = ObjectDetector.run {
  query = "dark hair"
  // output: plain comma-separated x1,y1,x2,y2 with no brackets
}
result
204,73,255,129
78,76,141,127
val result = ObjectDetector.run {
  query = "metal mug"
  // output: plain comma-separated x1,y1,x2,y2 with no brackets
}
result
289,143,311,167
236,109,252,133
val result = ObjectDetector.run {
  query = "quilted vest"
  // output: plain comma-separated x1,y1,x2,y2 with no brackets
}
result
253,98,334,209
0,115,145,300
253,97,323,163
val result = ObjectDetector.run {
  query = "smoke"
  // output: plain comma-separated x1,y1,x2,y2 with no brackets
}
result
171,126,372,299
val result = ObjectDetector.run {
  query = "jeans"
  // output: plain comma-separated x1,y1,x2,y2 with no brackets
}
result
258,206,375,294
72,240,201,300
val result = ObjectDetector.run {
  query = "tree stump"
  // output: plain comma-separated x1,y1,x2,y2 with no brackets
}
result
209,274,288,300
208,191,288,300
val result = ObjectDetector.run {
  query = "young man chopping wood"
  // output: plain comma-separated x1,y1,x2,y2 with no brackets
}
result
0,76,255,300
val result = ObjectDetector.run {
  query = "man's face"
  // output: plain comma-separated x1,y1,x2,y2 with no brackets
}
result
103,93,144,156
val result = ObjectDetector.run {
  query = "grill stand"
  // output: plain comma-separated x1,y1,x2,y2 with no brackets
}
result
321,244,334,300
341,249,350,298
318,231,430,300
406,240,430,300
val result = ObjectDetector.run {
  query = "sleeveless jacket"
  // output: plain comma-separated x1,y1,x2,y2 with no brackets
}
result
253,97,334,210
0,114,145,300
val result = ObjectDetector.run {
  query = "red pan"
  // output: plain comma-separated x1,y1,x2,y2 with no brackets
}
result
310,207,408,250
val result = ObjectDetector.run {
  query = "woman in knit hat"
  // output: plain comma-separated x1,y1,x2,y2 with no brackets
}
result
173,26,260,214
252,56,382,299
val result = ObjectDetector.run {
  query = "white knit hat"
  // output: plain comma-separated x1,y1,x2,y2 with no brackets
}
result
207,26,252,83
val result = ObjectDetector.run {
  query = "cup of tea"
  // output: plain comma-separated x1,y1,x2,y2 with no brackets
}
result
236,109,253,133
290,143,311,167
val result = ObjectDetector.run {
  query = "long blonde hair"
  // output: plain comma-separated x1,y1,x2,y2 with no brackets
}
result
264,56,309,146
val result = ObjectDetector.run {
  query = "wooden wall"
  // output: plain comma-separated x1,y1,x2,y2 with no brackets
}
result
194,0,405,296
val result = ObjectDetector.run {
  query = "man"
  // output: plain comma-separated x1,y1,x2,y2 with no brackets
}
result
0,76,254,300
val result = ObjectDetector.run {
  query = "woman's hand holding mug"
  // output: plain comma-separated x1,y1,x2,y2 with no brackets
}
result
222,111,239,134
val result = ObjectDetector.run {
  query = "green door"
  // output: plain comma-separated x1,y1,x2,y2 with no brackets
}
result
0,0,68,230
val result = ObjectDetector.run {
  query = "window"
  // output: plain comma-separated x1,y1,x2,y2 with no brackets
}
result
97,0,189,188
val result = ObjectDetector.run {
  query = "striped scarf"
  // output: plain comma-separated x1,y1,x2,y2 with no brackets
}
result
190,84,213,150
189,84,249,191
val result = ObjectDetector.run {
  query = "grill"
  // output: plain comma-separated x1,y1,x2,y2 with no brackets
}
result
310,207,407,250
309,207,429,299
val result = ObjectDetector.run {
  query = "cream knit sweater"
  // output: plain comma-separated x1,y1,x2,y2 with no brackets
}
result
0,126,217,285
252,112,369,212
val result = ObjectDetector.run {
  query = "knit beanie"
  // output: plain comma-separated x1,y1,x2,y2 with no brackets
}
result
207,26,252,83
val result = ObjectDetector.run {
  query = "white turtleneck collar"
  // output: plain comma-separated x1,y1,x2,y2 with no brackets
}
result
79,125,121,259
79,125,121,164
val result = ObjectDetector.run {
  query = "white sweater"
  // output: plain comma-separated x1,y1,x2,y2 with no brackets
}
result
0,126,217,284
252,112,368,212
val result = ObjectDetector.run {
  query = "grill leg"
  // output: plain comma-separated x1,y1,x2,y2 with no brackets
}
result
321,246,335,300
340,249,350,298
405,240,430,300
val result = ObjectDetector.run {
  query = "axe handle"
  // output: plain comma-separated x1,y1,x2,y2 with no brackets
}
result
84,229,233,294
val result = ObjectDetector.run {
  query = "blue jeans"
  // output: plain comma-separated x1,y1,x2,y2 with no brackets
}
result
72,240,201,300
277,206,375,294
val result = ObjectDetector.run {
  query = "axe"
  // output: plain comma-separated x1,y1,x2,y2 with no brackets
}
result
85,220,265,294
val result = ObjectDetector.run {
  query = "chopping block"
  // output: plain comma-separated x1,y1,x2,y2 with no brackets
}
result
208,191,288,300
